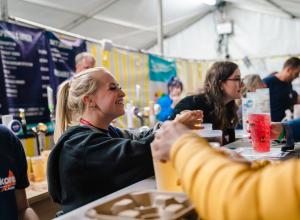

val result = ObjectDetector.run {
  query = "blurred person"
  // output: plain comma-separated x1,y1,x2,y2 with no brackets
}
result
268,118,300,148
152,120,300,220
156,76,183,122
49,67,203,213
263,57,300,122
236,74,266,128
0,125,39,220
75,52,95,73
241,74,266,97
169,61,243,144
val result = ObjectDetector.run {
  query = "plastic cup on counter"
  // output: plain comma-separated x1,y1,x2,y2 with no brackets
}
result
41,150,51,174
200,123,213,130
151,148,182,192
195,129,223,148
26,157,33,181
31,156,45,182
248,113,271,152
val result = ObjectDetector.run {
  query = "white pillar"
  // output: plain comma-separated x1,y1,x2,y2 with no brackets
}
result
0,0,8,21
157,0,164,56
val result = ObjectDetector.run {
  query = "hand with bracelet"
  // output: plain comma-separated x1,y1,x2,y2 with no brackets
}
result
270,122,285,141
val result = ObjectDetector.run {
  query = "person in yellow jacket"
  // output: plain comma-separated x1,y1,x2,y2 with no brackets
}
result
151,120,300,220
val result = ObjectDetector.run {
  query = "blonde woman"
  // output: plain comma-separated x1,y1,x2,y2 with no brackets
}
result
48,67,202,213
236,74,266,128
241,74,266,97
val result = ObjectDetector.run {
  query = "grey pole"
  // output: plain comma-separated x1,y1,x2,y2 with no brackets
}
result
157,0,164,56
0,0,8,21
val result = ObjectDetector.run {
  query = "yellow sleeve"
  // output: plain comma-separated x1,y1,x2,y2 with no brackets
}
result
170,133,300,220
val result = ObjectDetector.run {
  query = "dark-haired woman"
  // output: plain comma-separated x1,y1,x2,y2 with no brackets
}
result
169,61,243,144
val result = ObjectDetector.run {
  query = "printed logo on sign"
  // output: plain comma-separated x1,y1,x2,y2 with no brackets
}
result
0,170,16,192
243,100,254,108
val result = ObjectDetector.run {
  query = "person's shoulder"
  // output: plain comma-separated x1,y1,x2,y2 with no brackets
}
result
0,124,13,135
157,94,171,102
263,74,277,84
0,125,17,143
0,125,23,155
180,94,198,102
177,94,206,106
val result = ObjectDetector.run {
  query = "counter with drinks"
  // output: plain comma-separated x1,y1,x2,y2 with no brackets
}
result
26,180,60,219
24,135,60,220
51,130,300,220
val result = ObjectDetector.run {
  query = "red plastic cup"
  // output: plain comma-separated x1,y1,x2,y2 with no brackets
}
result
248,113,271,152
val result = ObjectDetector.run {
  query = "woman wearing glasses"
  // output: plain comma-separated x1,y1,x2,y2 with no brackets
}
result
48,67,202,213
169,61,243,144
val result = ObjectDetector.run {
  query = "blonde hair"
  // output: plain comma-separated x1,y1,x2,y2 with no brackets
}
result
241,74,264,97
54,67,108,142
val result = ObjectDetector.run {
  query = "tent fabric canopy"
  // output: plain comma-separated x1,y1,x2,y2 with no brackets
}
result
8,0,300,60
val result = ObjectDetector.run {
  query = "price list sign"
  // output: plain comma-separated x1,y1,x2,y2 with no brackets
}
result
0,22,50,123
0,22,86,124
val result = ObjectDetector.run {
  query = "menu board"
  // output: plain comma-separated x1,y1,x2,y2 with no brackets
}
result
0,22,86,123
47,31,86,97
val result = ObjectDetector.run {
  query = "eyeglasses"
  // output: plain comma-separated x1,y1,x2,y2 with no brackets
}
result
225,78,243,83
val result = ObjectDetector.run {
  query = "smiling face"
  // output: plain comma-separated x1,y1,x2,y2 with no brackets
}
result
221,68,242,101
89,71,125,120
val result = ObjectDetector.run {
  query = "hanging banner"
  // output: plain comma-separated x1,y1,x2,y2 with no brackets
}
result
148,54,177,101
46,32,86,97
0,22,86,124
149,54,176,82
0,22,50,123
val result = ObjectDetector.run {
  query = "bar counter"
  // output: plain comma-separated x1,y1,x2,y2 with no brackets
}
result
26,181,60,220
55,177,156,220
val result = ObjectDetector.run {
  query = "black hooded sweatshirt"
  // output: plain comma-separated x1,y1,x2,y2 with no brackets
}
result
48,125,155,213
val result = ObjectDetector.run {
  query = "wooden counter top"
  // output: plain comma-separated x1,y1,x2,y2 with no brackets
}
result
26,180,49,205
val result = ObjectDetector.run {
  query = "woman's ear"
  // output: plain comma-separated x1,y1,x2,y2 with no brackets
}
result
218,80,224,91
83,95,96,107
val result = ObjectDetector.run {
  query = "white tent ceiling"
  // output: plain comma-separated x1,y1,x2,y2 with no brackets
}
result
7,0,300,51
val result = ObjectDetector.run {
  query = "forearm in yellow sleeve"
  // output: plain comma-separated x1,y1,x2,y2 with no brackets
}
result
170,133,300,220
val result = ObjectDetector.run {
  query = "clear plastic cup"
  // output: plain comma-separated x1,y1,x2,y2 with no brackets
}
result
195,129,223,147
294,104,300,119
201,123,213,130
41,150,51,175
31,156,45,182
151,148,182,192
248,113,270,152
1,115,13,127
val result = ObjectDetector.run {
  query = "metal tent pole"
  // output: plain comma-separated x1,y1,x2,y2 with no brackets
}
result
157,0,164,56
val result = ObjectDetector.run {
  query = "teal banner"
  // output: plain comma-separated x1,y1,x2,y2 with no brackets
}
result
149,54,176,82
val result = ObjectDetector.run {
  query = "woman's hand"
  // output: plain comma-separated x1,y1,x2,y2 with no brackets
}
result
152,121,190,162
174,110,203,129
270,122,284,140
247,121,283,141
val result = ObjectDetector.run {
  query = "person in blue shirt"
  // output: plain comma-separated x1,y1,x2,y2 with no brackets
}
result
263,57,300,122
270,118,300,142
0,125,39,220
156,76,183,122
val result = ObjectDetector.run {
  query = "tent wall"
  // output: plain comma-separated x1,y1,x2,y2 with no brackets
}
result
149,7,300,76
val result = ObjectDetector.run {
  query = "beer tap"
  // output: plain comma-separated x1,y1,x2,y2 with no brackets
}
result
19,108,27,136
31,123,48,155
